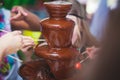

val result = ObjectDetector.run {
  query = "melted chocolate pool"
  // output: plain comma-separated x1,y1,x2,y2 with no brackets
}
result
19,60,56,80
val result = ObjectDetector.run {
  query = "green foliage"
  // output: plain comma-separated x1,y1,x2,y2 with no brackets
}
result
3,0,53,10
3,0,35,10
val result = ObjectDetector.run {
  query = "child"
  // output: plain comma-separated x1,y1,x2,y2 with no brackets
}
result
67,0,98,54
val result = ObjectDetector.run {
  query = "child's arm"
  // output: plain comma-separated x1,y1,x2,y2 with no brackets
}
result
10,6,41,31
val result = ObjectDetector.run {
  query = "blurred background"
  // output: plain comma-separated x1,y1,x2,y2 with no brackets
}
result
3,0,117,22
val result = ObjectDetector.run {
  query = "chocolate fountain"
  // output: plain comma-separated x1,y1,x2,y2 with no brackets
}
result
19,1,82,80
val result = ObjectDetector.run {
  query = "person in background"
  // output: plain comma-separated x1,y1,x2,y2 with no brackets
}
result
87,0,118,59
26,0,48,19
67,0,98,54
90,0,109,42
82,1,120,80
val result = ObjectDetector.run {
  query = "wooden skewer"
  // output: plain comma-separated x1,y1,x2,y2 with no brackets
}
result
80,51,89,63
0,29,45,42
80,56,89,63
34,39,46,42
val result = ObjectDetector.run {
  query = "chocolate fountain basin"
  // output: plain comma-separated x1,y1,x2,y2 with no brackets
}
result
19,60,56,80
18,45,88,80
35,45,80,79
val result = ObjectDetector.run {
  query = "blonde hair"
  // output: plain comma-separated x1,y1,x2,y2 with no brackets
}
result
68,0,98,49
75,18,98,48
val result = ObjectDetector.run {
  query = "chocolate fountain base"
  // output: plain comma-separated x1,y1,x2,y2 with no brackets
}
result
19,60,56,80
19,60,82,80
19,60,81,80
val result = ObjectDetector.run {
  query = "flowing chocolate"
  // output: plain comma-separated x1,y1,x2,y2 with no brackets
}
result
41,1,74,48
35,46,80,79
19,1,81,80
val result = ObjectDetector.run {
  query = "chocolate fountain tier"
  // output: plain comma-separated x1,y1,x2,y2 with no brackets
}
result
41,18,74,48
41,1,75,48
35,45,80,79
35,45,79,60
19,60,56,80
44,1,72,18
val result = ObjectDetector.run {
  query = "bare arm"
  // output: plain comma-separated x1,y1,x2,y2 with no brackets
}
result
11,6,41,31
0,31,22,61
0,31,35,61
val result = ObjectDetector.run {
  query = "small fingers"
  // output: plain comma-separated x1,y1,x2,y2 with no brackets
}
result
18,7,28,16
11,10,21,20
21,36,35,48
11,6,28,20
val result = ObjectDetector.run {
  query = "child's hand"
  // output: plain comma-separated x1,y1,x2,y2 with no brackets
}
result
10,6,41,30
11,6,28,20
86,46,99,59
0,31,23,55
20,36,35,52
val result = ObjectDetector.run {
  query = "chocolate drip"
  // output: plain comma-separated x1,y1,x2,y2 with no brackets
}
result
19,1,81,80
